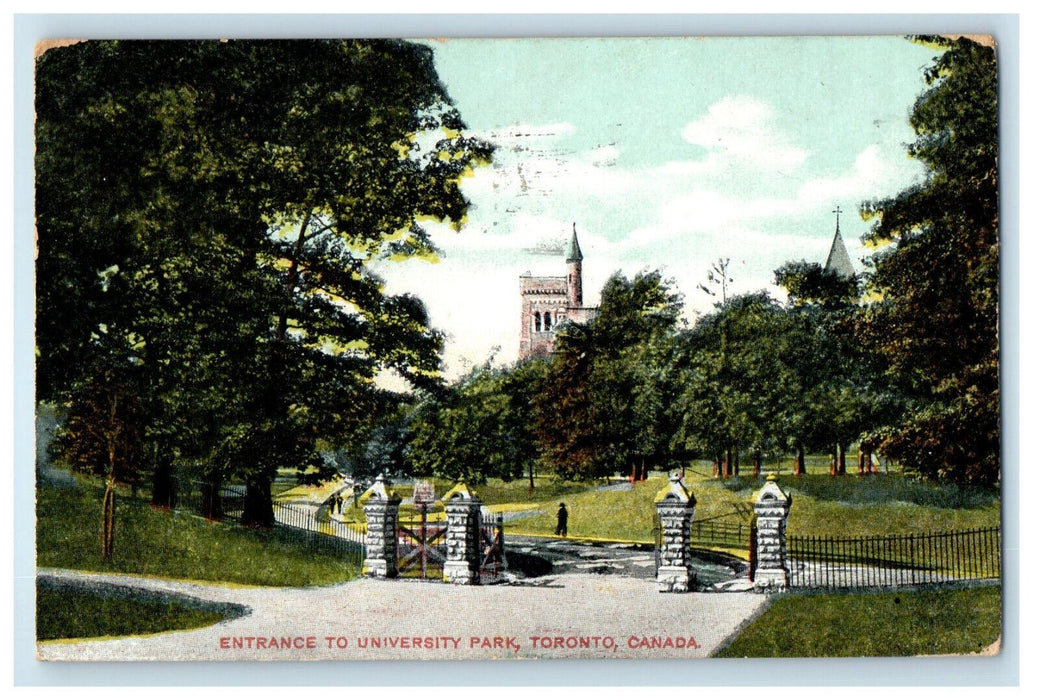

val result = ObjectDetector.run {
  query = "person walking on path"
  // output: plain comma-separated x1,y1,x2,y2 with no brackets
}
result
555,502,568,537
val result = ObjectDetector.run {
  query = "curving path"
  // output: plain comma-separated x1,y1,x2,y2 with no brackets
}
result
36,567,769,661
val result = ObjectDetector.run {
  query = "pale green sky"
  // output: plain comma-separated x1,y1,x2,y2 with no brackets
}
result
377,36,941,377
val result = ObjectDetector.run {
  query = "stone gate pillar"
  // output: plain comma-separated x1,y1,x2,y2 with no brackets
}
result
360,475,401,578
752,475,792,592
441,482,482,585
654,474,696,593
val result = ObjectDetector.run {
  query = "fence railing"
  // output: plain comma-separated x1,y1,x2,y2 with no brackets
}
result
479,512,506,584
178,481,364,566
788,527,1000,589
690,519,751,549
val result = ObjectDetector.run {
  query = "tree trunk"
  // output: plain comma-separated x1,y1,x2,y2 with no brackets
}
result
242,474,275,528
151,451,174,510
830,444,838,476
794,444,805,476
838,443,847,476
275,213,312,342
101,473,116,560
733,450,740,477
201,478,223,521
641,457,647,482
753,451,762,478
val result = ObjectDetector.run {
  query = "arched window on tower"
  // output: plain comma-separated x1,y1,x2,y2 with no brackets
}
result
533,312,542,332
543,311,552,331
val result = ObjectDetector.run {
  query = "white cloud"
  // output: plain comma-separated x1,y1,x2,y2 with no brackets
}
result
380,103,925,379
681,96,808,171
797,144,917,205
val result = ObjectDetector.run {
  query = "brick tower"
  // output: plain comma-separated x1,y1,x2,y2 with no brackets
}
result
518,224,596,360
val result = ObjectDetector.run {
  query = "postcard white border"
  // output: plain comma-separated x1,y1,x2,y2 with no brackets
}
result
10,11,1023,688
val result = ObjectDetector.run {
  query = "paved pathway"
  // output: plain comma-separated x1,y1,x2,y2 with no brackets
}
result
36,567,769,662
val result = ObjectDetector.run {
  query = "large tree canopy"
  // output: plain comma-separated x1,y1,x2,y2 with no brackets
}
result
535,270,683,480
36,40,492,528
859,36,999,484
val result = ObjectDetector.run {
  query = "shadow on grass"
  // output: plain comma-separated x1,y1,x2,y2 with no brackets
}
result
36,574,248,641
718,473,998,509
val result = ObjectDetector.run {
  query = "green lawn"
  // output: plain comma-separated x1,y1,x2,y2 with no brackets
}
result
36,583,230,641
37,479,360,587
505,478,666,541
715,584,1002,657
500,468,999,545
705,472,1000,537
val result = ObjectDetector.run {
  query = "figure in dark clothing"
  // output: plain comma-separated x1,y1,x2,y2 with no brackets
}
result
555,502,568,537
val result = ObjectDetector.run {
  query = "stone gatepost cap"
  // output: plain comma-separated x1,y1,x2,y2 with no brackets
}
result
440,481,481,503
754,478,791,506
654,473,695,505
359,474,402,505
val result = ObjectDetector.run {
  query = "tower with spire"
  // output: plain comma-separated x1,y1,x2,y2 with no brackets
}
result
566,223,583,308
519,224,598,360
824,205,856,279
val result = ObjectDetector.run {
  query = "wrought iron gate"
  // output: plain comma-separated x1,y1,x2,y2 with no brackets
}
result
397,507,447,580
478,511,506,584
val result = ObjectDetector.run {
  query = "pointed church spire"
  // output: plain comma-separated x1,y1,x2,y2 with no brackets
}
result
824,206,855,279
566,223,583,262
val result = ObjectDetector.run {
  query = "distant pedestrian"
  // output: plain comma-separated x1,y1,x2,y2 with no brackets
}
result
335,494,343,514
555,502,568,537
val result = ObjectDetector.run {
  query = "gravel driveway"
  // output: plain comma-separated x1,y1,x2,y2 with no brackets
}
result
36,567,769,662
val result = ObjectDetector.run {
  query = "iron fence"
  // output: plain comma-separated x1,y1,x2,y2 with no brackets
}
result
178,481,364,566
274,499,366,564
690,519,751,549
478,512,506,584
788,527,1000,589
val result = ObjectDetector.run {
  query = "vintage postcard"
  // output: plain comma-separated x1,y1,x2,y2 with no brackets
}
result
32,34,1002,664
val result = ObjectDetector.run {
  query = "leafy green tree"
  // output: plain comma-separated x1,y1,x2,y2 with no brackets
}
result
536,271,682,480
407,362,545,484
35,40,492,527
52,365,147,559
342,408,413,484
782,305,891,476
772,257,894,477
670,293,797,478
859,36,998,485
774,261,860,310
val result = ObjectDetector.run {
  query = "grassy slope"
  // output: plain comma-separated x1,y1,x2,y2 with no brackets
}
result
505,478,665,541
504,469,1000,544
37,480,359,587
716,584,1002,657
36,585,227,641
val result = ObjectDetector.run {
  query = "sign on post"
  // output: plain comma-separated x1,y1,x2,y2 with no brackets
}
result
413,480,436,506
